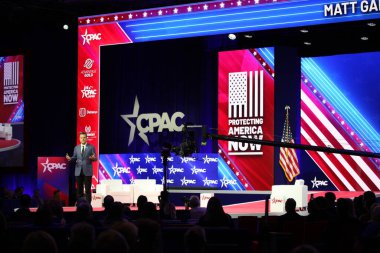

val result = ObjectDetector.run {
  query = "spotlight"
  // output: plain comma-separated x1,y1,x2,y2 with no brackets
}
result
367,22,376,27
304,41,312,46
244,34,253,38
361,36,369,41
300,29,309,33
228,33,236,40
63,24,69,30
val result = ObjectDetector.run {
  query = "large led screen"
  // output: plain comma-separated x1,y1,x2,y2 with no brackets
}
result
301,52,380,191
0,55,24,168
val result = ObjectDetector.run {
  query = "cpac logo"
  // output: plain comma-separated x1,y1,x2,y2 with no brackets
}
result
161,156,174,163
311,177,328,189
84,58,94,69
161,177,174,184
92,195,102,201
129,155,140,164
220,176,237,188
81,86,97,98
81,29,101,45
41,158,66,173
121,96,185,146
203,155,218,164
145,155,156,163
112,163,131,177
181,157,196,163
271,198,283,204
181,177,196,186
137,166,148,174
169,166,184,174
152,166,164,174
203,177,218,186
191,166,206,175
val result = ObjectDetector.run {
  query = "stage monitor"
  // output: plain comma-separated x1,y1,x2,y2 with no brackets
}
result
300,51,380,192
0,55,24,169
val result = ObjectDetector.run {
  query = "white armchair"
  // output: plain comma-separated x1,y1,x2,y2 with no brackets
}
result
96,179,134,204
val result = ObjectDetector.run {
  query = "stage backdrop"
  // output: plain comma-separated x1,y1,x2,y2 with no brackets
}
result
300,51,380,192
0,55,24,168
37,157,69,205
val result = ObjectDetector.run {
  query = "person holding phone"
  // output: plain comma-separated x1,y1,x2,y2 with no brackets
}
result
66,132,97,203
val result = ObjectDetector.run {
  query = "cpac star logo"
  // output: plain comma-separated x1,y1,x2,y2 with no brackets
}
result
168,166,184,174
129,155,140,164
181,157,196,163
203,155,218,164
152,166,164,174
41,158,66,173
191,166,206,175
121,96,185,146
145,155,156,163
81,29,101,45
112,163,131,177
81,86,97,98
161,156,174,163
161,177,174,184
220,176,237,188
181,177,196,186
311,177,328,189
130,178,135,184
137,166,148,174
203,177,218,186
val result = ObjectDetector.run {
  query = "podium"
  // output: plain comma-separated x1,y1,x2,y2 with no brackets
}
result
270,180,308,214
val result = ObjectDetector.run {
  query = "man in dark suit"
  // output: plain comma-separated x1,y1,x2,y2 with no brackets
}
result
66,132,97,203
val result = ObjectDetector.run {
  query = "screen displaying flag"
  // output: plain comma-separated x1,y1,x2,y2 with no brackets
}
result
279,106,300,182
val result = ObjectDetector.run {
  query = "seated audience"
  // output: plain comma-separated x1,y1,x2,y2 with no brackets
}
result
198,197,233,227
188,195,206,220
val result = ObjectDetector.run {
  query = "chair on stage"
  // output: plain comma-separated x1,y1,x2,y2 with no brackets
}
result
95,179,133,206
133,179,163,204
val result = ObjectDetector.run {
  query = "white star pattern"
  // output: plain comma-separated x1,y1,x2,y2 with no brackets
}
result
114,16,118,21
86,19,90,24
237,0,242,6
100,17,104,22
220,2,225,8
203,4,208,10
187,6,192,12
128,13,133,19
255,0,259,4
143,12,147,17
173,8,178,14
158,10,163,15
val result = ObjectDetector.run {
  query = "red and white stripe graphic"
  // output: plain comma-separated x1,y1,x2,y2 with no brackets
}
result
301,87,380,191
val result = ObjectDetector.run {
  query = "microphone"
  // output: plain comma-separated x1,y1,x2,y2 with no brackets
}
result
201,125,208,146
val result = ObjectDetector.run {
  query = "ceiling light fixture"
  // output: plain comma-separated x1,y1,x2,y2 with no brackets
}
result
361,36,369,41
228,33,237,40
304,41,312,46
300,29,309,33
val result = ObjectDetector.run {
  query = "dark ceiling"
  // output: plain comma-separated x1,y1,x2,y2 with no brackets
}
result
1,0,380,57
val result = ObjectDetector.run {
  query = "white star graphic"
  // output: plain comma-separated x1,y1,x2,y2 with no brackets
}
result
255,0,259,4
143,12,148,17
173,8,178,14
311,177,318,188
114,16,118,21
187,6,192,12
128,13,133,19
158,10,163,15
220,2,225,8
237,0,242,6
100,17,104,22
41,158,50,173
121,96,141,145
86,19,90,24
203,4,208,10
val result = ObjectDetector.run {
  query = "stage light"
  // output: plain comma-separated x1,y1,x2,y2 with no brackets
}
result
361,36,369,41
244,34,253,38
228,33,236,40
304,41,312,46
63,24,69,30
300,29,309,33
367,22,376,27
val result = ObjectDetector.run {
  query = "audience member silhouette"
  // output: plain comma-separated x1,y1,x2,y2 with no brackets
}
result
22,230,58,253
96,229,130,253
198,197,233,227
158,190,176,220
184,225,207,253
188,195,206,220
112,220,139,251
68,222,96,253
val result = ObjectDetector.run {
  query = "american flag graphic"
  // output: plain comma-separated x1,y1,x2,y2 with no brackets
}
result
279,106,300,182
4,61,19,86
228,70,263,118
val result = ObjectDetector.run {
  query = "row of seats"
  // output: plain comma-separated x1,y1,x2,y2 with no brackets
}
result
94,179,163,207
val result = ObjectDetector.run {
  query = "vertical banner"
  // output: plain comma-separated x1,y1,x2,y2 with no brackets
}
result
37,157,69,205
218,48,275,190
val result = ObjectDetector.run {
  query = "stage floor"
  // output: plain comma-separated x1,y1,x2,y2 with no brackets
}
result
30,191,377,218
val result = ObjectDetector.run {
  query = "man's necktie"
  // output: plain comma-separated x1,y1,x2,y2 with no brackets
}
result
81,146,84,156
